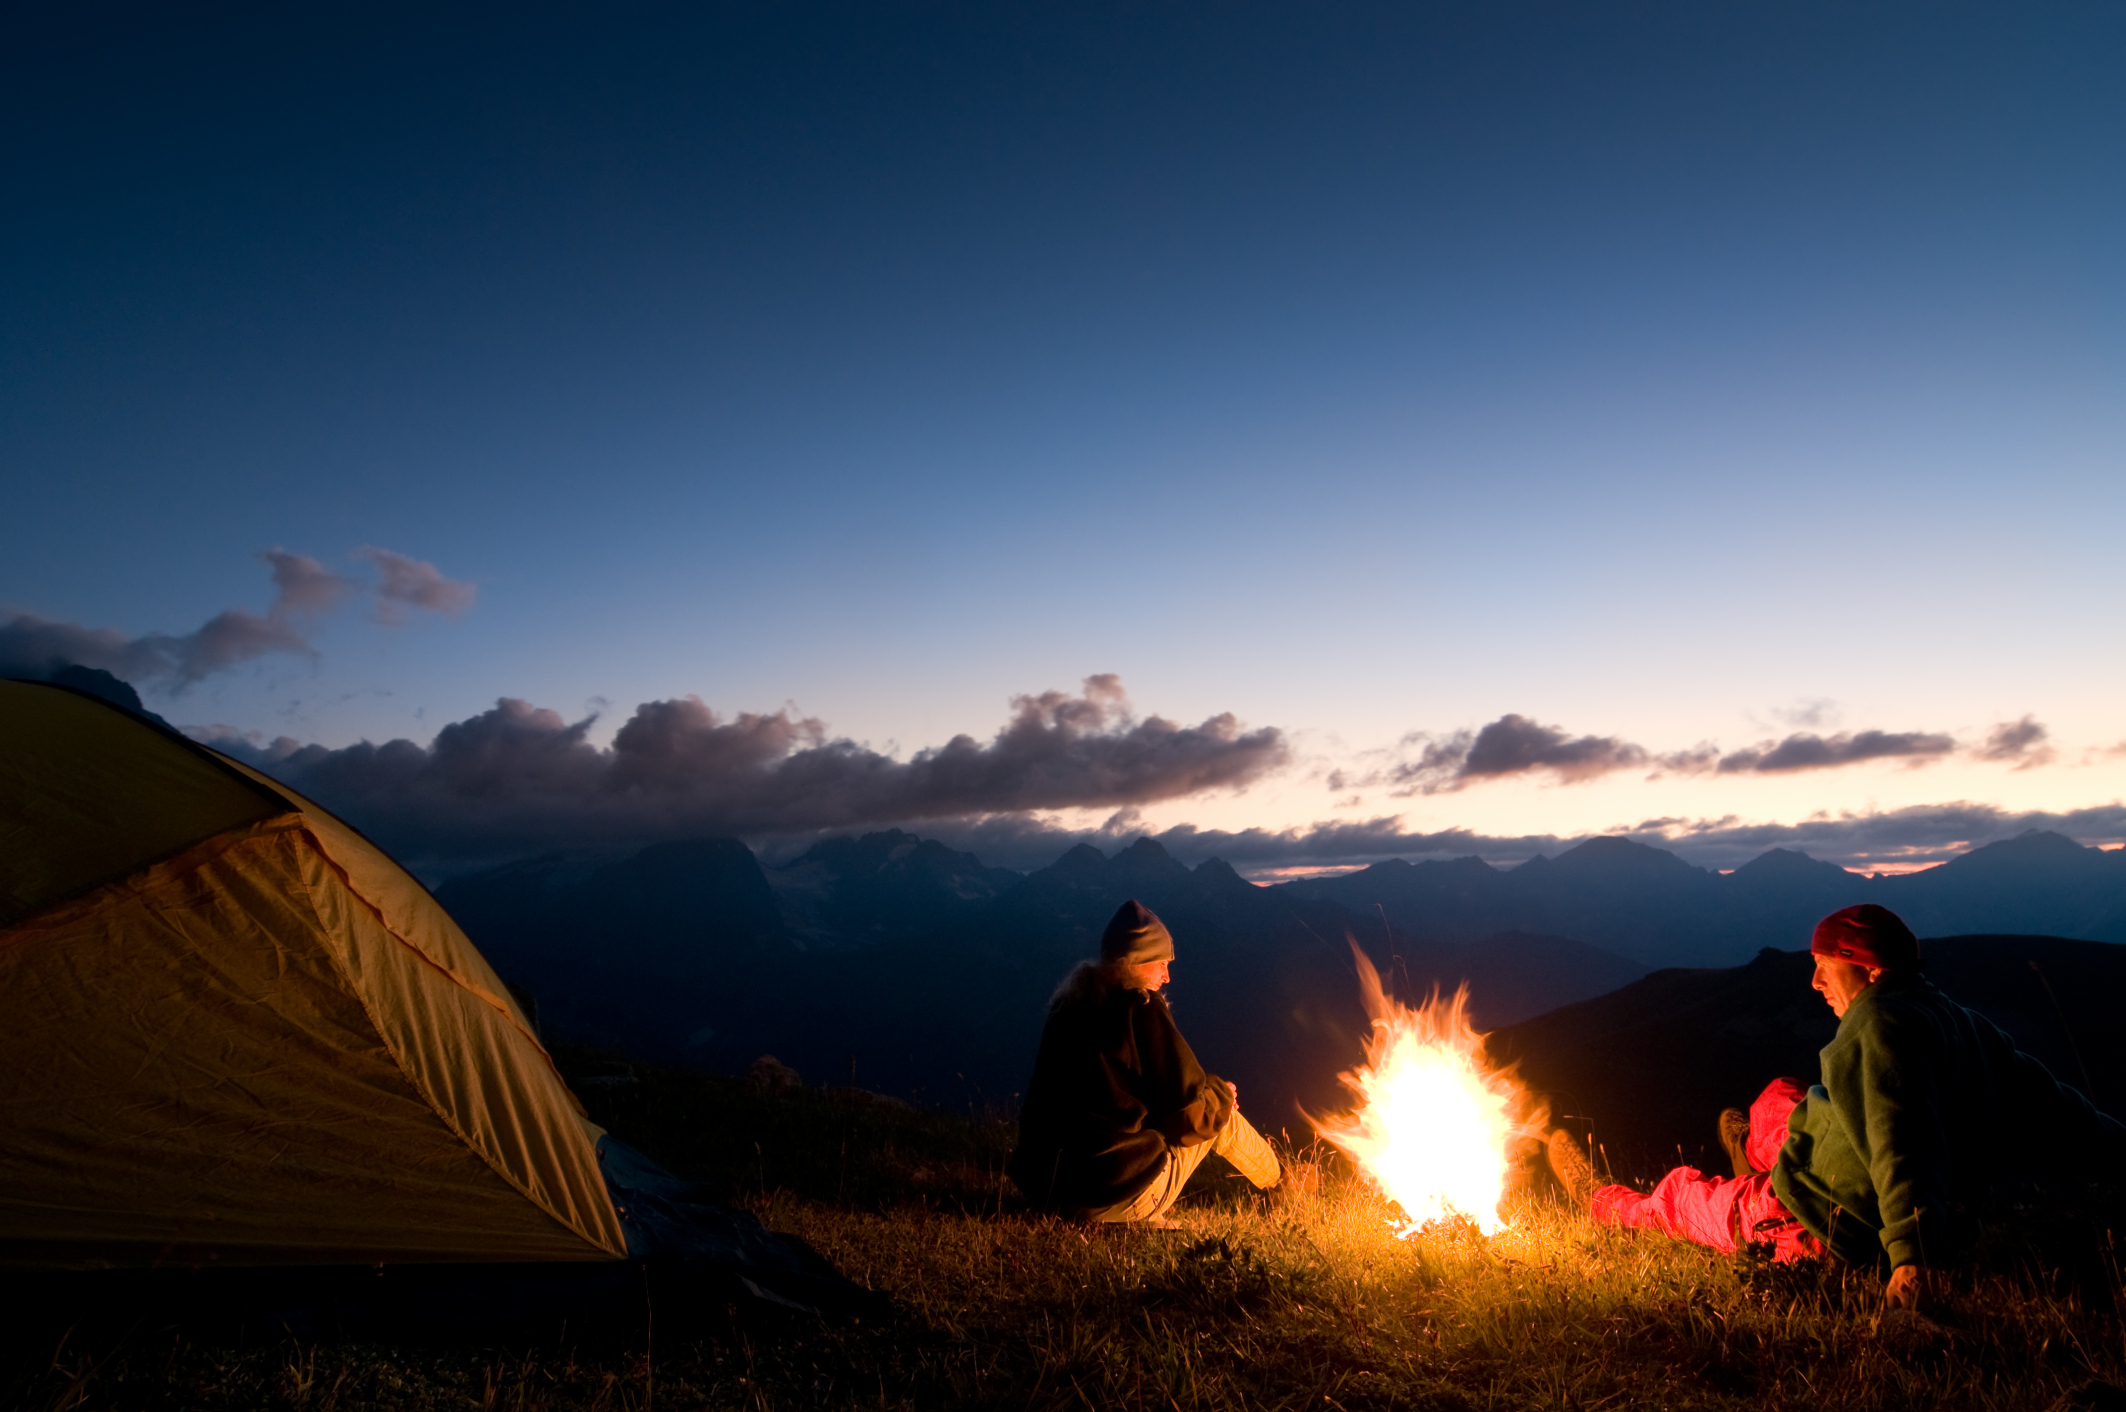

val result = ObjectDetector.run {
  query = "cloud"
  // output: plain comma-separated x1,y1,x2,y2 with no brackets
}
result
1974,715,2054,769
354,546,475,623
1391,714,1650,793
891,799,2126,878
0,603,311,688
1372,711,2032,794
1769,698,1840,729
264,550,354,620
0,613,168,686
776,807,1580,877
214,675,1288,867
1,545,466,691
166,609,315,683
1711,728,1957,774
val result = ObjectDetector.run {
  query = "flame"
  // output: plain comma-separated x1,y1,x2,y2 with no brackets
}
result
1310,946,1544,1237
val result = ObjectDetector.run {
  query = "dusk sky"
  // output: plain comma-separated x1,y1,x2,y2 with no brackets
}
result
5,3,2122,876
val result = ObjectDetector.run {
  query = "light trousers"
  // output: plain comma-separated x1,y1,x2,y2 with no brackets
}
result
1085,1106,1281,1223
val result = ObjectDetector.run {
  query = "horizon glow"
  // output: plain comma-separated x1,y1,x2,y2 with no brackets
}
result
4,6,2120,875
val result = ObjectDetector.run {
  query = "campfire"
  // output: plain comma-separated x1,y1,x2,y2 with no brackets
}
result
1311,947,1545,1237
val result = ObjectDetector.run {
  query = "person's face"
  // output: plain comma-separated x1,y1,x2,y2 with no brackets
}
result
1121,958,1171,992
1812,956,1879,1017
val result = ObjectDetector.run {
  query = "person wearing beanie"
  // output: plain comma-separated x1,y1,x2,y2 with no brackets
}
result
1009,899,1282,1223
1547,903,2125,1311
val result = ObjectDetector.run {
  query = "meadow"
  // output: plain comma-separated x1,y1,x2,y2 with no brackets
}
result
6,1054,2123,1411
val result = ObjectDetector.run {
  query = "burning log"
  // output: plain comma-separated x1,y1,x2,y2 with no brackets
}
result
1310,945,1547,1237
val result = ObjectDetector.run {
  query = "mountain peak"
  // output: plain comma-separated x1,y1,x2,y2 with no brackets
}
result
1937,830,2102,878
1550,835,1702,881
1110,836,1192,885
1053,842,1109,872
1730,848,1854,883
1191,857,1254,892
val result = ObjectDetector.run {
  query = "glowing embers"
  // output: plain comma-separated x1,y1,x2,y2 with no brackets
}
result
1311,947,1544,1237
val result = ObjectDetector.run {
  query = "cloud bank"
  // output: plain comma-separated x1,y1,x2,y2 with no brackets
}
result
0,546,473,691
214,675,1289,866
900,800,2126,877
1381,711,2042,793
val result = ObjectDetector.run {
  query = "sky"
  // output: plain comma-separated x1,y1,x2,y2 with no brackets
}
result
4,2,2123,878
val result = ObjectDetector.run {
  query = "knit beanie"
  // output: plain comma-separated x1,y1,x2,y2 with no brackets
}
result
1100,899,1176,966
1811,903,1920,970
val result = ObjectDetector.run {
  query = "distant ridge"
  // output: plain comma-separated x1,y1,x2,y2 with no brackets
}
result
435,825,2126,1128
1487,934,2126,1179
441,832,1646,1127
1279,830,2126,966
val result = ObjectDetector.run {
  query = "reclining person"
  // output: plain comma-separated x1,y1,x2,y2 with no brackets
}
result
1010,899,1282,1223
1548,904,2126,1309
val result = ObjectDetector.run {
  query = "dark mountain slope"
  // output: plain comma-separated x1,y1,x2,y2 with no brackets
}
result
1285,831,2126,967
435,838,787,1065
767,829,1020,949
1284,838,1736,963
1487,935,2126,1180
766,838,1651,1130
1880,834,2126,942
439,833,1647,1131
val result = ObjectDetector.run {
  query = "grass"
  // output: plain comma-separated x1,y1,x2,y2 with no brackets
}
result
6,1052,2124,1410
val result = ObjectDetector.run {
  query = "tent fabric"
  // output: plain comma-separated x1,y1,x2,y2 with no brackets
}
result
220,757,544,1039
0,681,627,1268
0,681,287,929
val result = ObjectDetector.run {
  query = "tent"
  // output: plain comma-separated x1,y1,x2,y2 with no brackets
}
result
0,678,871,1313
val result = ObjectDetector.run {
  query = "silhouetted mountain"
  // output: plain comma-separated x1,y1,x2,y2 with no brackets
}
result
767,829,1020,949
434,826,2126,1139
1487,934,2126,1180
19,665,172,727
440,833,1647,1130
760,837,1650,1131
1283,831,2126,966
1883,834,2126,942
436,838,786,1063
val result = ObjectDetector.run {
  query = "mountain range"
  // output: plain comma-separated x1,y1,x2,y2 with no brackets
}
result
435,827,2126,1138
1279,830,2126,967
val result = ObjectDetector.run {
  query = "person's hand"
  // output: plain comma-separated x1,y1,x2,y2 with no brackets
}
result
1884,1263,1933,1311
1226,1079,1239,1107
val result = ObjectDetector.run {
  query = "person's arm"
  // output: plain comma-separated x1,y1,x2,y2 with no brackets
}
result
1132,993,1233,1147
1855,1005,1953,1273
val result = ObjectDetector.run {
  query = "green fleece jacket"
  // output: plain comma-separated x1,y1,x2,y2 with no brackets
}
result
1009,963,1234,1213
1772,970,2124,1269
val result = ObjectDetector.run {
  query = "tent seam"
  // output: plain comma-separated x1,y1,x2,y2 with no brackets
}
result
206,756,570,1071
291,826,626,1259
0,816,306,945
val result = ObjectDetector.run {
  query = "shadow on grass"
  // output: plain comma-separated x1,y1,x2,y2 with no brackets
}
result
7,1051,2126,1410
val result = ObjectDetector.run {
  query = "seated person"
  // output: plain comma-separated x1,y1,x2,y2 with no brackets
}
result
1010,899,1281,1223
1548,904,2126,1308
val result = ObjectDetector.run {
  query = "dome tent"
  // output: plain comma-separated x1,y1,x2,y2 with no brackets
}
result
0,679,869,1313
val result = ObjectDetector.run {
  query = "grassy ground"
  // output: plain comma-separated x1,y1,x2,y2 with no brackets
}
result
6,1054,2124,1410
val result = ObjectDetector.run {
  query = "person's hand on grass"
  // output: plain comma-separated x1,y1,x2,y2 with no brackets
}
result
1884,1264,1933,1311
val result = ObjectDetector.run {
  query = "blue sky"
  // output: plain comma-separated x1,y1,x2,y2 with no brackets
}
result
5,3,2123,874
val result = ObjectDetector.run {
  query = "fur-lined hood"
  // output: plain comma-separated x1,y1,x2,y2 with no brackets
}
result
1048,958,1142,1011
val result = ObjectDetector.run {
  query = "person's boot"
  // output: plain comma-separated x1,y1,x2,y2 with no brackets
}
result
1546,1129,1595,1212
1718,1108,1756,1178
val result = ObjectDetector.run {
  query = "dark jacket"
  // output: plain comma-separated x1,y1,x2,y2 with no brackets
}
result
1008,963,1234,1212
1772,970,2126,1269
